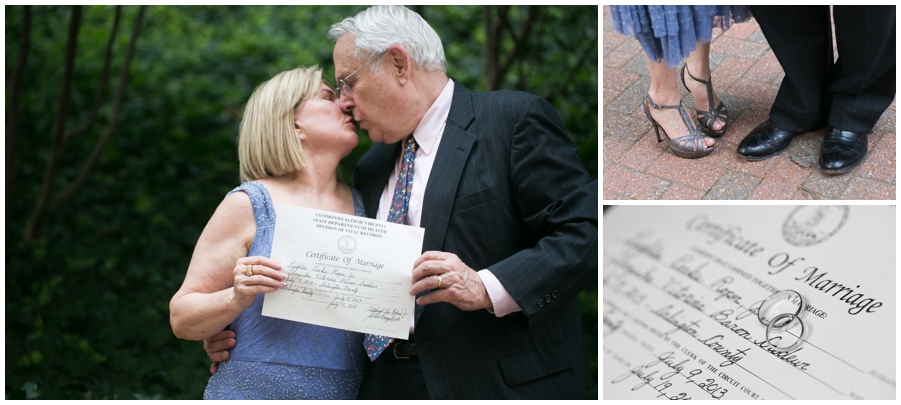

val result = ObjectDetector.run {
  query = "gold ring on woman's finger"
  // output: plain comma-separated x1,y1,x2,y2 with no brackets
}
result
436,275,442,289
246,264,254,277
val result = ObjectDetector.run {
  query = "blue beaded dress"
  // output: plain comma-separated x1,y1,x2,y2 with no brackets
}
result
609,6,752,68
203,181,368,400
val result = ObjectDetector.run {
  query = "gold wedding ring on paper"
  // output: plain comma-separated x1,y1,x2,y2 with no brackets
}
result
759,290,806,352
246,264,254,277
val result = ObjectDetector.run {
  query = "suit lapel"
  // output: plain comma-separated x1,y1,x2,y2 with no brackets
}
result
421,80,476,252
416,80,476,325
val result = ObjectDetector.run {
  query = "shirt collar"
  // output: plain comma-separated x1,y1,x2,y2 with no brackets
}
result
411,79,454,157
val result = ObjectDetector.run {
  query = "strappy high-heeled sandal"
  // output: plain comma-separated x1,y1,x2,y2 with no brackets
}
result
640,93,714,159
681,64,729,138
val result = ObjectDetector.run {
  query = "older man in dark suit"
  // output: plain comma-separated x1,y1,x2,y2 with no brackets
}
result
204,6,596,399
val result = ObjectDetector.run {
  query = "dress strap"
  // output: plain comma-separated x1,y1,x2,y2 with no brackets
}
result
351,188,367,218
226,181,277,230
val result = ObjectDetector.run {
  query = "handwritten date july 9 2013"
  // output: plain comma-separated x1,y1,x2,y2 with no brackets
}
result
610,351,728,400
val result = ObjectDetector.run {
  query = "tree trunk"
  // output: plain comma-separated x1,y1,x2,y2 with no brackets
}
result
64,6,122,142
482,6,502,90
23,5,147,242
6,5,32,221
482,6,540,91
52,6,147,211
24,6,82,243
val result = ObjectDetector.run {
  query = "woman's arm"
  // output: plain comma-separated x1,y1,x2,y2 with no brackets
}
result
169,191,286,341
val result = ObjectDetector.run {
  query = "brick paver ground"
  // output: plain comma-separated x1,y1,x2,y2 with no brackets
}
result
602,6,896,200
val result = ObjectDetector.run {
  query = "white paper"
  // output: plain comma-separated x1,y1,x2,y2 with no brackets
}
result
262,204,423,340
603,205,895,400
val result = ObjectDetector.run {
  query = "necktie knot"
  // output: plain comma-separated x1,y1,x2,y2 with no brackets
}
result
386,135,418,225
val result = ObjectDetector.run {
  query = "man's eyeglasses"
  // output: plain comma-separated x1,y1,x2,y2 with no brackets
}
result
335,51,386,99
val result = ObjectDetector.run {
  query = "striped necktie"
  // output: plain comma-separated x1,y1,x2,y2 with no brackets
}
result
364,135,417,361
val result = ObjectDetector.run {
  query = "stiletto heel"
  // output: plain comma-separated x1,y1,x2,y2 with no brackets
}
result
640,101,664,143
681,63,729,138
640,93,713,159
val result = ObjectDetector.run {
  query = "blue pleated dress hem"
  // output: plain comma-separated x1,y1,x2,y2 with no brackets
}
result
610,5,752,68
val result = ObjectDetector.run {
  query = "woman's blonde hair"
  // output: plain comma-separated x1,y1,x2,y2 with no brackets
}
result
238,66,322,182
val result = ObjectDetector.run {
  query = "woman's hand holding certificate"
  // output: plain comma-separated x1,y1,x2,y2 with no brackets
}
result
231,256,287,308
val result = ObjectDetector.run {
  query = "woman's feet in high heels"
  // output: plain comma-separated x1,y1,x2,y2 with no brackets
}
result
640,92,714,159
681,63,729,137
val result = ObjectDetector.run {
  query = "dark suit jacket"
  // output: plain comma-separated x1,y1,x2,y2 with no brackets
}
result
354,80,597,399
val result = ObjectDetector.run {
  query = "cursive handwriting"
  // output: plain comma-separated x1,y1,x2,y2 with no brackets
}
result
699,335,749,368
654,305,702,337
603,317,623,337
709,306,812,371
282,259,403,315
708,309,755,343
364,306,408,324
753,338,810,371
625,229,664,260
661,278,706,312
608,254,655,284
653,305,750,368
710,277,743,306
325,294,361,310
606,275,647,306
670,255,706,283
610,351,728,399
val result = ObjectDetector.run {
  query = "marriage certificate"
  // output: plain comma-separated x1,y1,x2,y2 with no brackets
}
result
262,204,424,340
603,206,895,399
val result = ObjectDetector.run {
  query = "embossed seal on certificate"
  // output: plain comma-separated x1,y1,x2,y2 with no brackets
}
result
782,206,849,247
338,235,357,254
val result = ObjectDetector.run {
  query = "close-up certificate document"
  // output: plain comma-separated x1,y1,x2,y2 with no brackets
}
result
262,204,424,340
603,205,895,399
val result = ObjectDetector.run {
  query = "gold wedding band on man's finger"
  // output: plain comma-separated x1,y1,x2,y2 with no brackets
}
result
436,275,442,289
246,264,254,277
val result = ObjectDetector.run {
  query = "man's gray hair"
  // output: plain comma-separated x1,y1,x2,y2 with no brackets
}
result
328,5,447,73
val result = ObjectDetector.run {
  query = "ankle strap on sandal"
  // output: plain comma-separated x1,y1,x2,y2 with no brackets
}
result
683,64,712,86
643,93,682,110
643,93,701,134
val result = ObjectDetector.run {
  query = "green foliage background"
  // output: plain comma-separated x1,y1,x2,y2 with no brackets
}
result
5,5,598,399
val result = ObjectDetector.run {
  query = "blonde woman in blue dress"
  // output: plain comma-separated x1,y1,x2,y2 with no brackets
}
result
169,66,368,399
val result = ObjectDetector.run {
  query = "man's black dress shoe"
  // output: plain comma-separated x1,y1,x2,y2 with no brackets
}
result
820,126,868,174
736,120,800,161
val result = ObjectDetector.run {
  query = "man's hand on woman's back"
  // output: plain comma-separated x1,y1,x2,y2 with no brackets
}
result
204,329,237,374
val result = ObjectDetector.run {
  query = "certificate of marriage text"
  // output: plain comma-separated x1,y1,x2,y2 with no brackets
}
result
603,205,895,399
262,204,424,340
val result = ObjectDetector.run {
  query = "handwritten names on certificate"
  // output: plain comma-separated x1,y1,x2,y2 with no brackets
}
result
603,206,895,400
279,258,409,323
